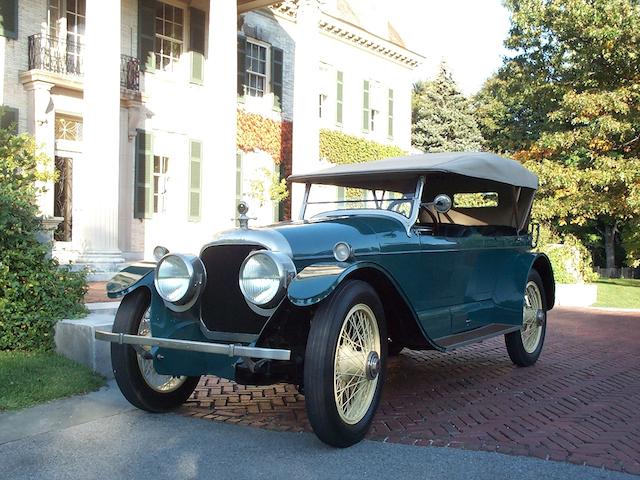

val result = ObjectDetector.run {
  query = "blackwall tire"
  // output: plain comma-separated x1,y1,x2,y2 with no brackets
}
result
304,280,387,448
505,269,547,367
111,288,200,412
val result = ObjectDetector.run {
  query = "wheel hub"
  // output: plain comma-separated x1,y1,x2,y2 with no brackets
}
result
365,351,380,380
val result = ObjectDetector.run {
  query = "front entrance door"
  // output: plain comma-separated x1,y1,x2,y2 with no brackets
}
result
54,156,73,241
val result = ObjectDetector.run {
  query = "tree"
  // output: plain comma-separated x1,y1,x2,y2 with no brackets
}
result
412,62,484,152
475,0,640,269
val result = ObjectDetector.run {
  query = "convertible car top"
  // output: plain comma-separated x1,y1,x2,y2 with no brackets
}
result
289,151,539,191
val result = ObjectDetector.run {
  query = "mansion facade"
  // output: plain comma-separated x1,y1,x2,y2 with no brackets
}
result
0,0,424,274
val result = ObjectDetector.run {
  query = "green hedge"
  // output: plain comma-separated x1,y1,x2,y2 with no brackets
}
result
319,129,405,165
0,129,87,351
537,226,598,284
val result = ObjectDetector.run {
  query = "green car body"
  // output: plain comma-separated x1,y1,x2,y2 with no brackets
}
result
106,212,554,382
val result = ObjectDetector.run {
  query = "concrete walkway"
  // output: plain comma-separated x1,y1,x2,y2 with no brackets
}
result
0,382,635,480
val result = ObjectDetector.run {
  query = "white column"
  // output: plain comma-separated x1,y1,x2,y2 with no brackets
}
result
201,0,238,234
75,0,124,268
23,79,56,217
291,0,321,218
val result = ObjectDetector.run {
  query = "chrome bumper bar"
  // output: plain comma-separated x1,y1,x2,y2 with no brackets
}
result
95,331,291,361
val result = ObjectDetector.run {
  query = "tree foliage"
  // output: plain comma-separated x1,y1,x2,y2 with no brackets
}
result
0,129,87,351
412,62,484,153
475,0,640,267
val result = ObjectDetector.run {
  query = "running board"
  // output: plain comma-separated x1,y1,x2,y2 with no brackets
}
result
95,331,291,361
435,323,520,351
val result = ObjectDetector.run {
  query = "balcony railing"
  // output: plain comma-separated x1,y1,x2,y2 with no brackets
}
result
28,33,83,76
27,33,141,92
120,55,140,91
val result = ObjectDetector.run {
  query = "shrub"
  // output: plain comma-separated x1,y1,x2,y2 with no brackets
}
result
0,129,87,351
537,225,598,284
319,129,405,165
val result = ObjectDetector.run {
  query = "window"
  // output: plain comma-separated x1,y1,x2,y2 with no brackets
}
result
153,155,169,214
370,109,379,132
46,0,85,73
319,94,326,118
453,192,499,208
0,0,18,39
246,40,268,97
155,2,184,71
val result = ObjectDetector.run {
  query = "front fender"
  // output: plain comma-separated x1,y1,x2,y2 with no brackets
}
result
106,262,156,298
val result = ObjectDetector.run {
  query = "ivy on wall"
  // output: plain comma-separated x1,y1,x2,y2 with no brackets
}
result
237,110,292,164
319,129,405,165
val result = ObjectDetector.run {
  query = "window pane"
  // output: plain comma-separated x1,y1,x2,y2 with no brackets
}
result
163,157,169,173
175,7,183,25
154,156,160,172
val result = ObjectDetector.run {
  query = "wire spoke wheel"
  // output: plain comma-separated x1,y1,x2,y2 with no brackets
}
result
333,304,381,425
136,308,186,393
521,281,543,354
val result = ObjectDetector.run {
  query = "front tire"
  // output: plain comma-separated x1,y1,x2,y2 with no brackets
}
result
304,280,387,448
505,269,547,367
111,288,200,412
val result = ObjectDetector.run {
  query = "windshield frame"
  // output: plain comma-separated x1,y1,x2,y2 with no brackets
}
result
299,176,425,236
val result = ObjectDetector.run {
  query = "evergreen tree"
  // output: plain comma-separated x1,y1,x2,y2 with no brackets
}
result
411,62,485,153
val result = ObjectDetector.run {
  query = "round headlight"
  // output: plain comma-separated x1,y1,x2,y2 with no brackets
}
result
155,254,204,305
239,251,295,307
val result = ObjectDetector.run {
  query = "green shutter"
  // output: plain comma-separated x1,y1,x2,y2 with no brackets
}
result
134,130,153,219
189,7,205,84
387,88,394,139
0,106,19,134
362,80,370,132
188,139,202,221
237,35,247,97
0,0,18,39
271,46,284,109
138,0,156,72
336,71,343,126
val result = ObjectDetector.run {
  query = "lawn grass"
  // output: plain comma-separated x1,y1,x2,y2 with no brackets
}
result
594,278,640,309
0,351,105,411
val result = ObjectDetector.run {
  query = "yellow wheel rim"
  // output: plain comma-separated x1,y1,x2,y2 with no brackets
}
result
136,308,187,393
521,281,543,354
333,303,381,425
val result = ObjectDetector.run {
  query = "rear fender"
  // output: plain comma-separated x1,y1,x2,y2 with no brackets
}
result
106,262,156,298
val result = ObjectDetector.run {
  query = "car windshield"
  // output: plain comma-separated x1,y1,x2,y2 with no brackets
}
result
303,184,416,220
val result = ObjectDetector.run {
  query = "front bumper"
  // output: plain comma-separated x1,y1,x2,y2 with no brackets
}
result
95,331,291,361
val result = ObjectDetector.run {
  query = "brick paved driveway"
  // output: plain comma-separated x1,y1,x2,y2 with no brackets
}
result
182,307,640,475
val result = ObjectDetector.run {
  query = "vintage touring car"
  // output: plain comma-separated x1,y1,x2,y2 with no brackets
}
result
98,152,554,447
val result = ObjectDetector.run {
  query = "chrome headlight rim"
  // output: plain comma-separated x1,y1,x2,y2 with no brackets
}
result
239,250,296,308
154,253,206,306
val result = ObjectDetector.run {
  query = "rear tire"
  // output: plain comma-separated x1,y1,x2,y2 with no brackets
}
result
304,280,387,448
505,269,547,367
111,288,200,412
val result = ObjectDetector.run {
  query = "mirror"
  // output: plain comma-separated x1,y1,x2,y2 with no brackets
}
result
433,194,452,214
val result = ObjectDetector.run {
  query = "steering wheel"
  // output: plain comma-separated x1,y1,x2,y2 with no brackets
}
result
419,204,439,235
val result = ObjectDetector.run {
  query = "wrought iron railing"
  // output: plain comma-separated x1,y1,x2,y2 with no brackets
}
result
120,55,140,91
28,33,83,76
28,33,141,92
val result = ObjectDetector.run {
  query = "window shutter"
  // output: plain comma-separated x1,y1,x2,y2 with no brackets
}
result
387,88,394,139
237,35,247,97
189,7,205,84
138,0,156,72
362,80,370,132
0,0,18,39
188,139,202,221
270,46,284,109
134,130,153,219
0,106,19,134
336,71,343,126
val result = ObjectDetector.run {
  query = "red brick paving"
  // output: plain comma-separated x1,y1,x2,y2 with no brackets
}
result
182,307,640,475
85,282,118,303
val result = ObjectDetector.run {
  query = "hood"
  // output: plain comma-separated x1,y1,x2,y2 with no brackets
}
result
209,213,409,261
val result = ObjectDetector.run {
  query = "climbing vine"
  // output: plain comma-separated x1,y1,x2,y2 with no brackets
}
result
319,129,405,165
237,110,292,164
